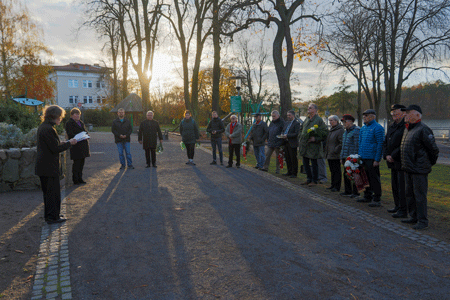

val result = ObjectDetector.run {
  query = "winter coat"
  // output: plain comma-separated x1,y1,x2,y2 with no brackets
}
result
340,125,360,160
138,119,163,149
383,119,406,170
65,118,90,160
225,122,243,145
401,121,439,174
112,118,133,143
358,119,384,161
325,124,344,160
250,121,268,147
299,114,328,159
282,119,301,148
267,117,285,148
180,118,199,144
206,117,225,139
35,120,72,177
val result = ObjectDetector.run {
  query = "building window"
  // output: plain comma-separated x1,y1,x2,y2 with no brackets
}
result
96,96,101,104
83,80,93,88
68,79,78,88
96,81,105,88
83,96,87,104
69,96,78,103
88,96,93,103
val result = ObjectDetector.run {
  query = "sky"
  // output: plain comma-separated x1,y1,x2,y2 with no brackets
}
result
27,0,449,102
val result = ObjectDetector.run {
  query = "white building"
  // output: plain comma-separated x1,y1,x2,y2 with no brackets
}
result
49,63,111,109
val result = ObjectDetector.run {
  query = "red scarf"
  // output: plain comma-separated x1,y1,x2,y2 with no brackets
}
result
229,122,236,144
405,119,421,129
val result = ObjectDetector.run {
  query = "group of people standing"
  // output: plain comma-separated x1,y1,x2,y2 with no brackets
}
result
35,103,439,231
242,103,439,231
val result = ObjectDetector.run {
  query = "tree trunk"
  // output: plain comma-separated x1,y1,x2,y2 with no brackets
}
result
211,1,221,113
120,31,128,100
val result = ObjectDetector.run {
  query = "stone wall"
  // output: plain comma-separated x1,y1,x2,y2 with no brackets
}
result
0,148,66,192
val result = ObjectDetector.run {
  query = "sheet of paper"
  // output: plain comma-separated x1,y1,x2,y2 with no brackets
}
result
73,131,90,142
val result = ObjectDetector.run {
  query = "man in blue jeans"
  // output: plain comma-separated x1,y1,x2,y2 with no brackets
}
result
112,108,134,170
249,113,268,169
206,111,225,165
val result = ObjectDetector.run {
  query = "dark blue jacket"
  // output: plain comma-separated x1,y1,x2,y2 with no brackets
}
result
340,125,360,160
267,117,285,148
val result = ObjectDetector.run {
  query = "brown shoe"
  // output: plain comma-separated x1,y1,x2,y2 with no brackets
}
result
308,182,317,187
301,181,310,185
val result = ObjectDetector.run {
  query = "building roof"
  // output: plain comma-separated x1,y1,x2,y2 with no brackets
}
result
110,93,144,113
51,63,108,73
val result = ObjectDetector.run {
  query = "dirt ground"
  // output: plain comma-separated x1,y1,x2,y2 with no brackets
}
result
0,190,44,299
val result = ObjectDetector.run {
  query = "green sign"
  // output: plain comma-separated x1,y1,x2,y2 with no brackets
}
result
230,96,242,113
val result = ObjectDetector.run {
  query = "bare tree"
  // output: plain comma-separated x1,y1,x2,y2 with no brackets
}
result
233,36,270,104
357,0,450,115
84,0,163,106
323,1,383,123
247,0,320,117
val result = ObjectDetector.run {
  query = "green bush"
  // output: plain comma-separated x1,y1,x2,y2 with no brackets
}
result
0,103,40,133
82,106,115,127
0,123,38,149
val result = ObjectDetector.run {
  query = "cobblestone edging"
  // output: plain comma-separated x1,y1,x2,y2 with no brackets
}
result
31,189,72,300
198,146,450,254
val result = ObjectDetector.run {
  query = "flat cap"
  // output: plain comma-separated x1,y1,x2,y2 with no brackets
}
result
341,114,355,122
362,109,376,115
390,104,406,111
404,104,422,114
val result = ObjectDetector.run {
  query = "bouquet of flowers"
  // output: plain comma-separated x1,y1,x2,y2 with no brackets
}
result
307,124,319,137
156,143,163,154
344,154,370,191
180,141,186,150
242,140,250,161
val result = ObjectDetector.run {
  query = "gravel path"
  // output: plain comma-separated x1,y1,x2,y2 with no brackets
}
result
32,132,450,299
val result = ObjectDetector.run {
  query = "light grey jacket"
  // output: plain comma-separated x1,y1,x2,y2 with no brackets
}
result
225,122,243,144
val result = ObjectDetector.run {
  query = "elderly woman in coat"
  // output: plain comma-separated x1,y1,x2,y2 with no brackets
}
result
65,108,90,185
325,115,345,192
36,105,77,224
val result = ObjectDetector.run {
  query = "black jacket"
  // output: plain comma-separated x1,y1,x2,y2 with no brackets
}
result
250,121,268,147
282,119,301,148
267,117,285,148
383,118,405,170
35,120,72,177
206,117,225,139
112,118,133,143
138,119,163,149
65,118,90,160
400,121,439,174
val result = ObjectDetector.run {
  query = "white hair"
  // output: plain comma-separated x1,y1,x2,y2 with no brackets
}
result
147,110,153,114
230,114,237,119
328,115,340,122
271,110,279,116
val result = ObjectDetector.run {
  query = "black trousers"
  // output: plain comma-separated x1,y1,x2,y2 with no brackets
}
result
342,159,358,195
303,157,318,183
284,146,298,176
185,143,195,159
228,143,241,166
72,158,85,183
39,176,61,221
391,168,406,213
405,173,428,226
145,148,157,166
328,159,341,190
361,159,382,201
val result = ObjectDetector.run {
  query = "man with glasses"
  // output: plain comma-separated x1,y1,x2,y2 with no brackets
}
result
357,109,385,207
383,104,407,218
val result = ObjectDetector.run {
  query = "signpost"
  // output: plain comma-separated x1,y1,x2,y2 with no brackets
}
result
230,96,242,113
